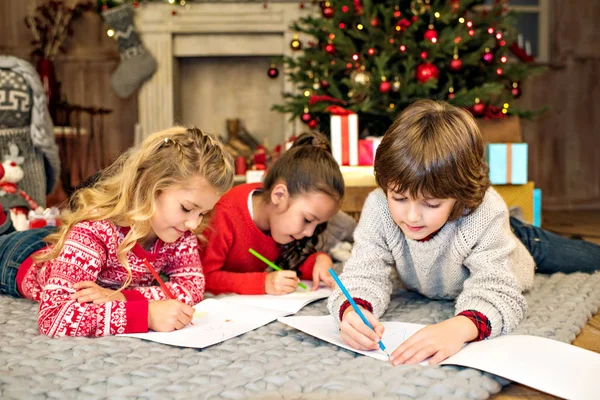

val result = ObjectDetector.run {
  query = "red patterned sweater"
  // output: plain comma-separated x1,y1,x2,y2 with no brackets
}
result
201,183,324,294
16,220,205,338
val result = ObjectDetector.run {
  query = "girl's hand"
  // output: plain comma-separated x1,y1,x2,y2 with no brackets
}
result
311,254,335,291
339,306,385,351
71,281,126,304
390,316,478,365
265,270,299,295
148,299,195,332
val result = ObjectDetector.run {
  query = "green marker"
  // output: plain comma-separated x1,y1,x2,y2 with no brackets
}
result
249,248,308,290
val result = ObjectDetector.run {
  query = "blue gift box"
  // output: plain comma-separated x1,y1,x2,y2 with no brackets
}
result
486,143,528,185
533,188,542,227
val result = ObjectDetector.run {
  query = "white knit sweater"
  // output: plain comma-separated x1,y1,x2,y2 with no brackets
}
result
328,187,535,337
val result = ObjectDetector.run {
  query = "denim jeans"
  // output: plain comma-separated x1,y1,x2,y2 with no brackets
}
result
510,216,600,274
0,212,56,297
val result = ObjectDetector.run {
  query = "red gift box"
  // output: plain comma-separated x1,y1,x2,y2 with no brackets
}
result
358,137,382,166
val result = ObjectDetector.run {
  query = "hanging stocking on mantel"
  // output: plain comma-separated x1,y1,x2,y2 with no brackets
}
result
101,4,157,98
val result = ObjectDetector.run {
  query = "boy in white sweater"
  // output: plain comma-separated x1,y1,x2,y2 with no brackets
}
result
328,99,600,366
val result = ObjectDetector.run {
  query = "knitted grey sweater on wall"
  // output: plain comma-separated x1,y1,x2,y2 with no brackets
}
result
328,187,535,338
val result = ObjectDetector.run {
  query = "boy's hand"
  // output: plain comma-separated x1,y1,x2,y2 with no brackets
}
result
339,306,385,351
389,315,478,365
265,270,299,295
148,299,194,332
71,281,126,304
311,254,335,291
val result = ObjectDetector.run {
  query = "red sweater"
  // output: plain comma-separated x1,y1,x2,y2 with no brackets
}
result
17,220,205,338
201,183,323,294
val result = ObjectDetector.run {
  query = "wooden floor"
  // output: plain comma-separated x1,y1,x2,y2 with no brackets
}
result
494,210,600,399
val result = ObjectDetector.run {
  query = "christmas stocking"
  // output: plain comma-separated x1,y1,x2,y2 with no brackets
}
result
101,4,157,98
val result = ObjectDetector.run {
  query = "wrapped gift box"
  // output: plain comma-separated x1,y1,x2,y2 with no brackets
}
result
331,113,359,166
493,181,535,224
487,143,528,185
477,116,522,143
533,188,542,227
358,137,382,166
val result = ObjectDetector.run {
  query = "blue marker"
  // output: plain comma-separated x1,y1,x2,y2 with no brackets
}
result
329,268,390,357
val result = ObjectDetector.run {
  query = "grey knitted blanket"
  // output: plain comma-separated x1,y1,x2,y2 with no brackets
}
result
1,271,599,399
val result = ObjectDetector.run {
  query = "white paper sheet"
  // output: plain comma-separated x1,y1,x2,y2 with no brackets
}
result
441,334,600,400
279,315,600,399
120,299,285,348
220,280,332,314
278,315,425,361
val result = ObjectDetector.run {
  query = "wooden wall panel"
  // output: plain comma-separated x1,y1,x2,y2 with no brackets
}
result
519,0,600,210
1,0,599,210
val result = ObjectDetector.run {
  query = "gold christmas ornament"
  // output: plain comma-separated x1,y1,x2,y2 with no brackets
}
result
350,70,371,86
290,34,302,51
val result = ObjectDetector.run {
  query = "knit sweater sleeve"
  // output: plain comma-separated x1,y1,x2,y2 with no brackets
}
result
38,222,147,337
129,234,205,305
327,190,396,321
455,198,527,338
201,205,268,294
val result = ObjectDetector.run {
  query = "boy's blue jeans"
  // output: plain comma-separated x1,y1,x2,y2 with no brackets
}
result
510,217,600,274
0,211,55,297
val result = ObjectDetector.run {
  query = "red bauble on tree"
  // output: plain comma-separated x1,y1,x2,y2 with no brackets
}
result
320,79,329,89
449,58,463,71
370,18,379,27
301,112,312,123
308,119,318,129
322,6,334,19
325,43,335,54
472,103,486,116
415,63,439,83
379,81,391,93
267,65,279,78
424,28,438,42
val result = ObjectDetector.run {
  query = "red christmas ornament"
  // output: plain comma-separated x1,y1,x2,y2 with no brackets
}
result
371,18,380,27
320,79,329,89
301,112,312,123
424,29,438,42
379,81,392,93
325,43,335,54
322,6,334,18
511,87,522,98
472,103,486,116
267,66,279,78
483,52,494,63
415,63,439,83
449,58,463,71
397,19,411,29
367,48,375,56
308,119,318,129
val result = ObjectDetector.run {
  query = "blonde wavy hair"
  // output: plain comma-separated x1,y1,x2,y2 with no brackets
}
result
35,127,234,290
375,99,490,221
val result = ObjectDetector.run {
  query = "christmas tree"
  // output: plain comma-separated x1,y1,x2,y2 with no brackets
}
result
273,0,544,137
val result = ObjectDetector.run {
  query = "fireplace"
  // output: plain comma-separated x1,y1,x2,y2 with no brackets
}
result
135,1,310,146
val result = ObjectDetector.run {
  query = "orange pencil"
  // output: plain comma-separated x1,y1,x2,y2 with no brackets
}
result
143,258,195,325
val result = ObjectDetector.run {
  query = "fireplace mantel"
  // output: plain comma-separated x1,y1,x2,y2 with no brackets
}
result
135,2,311,142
